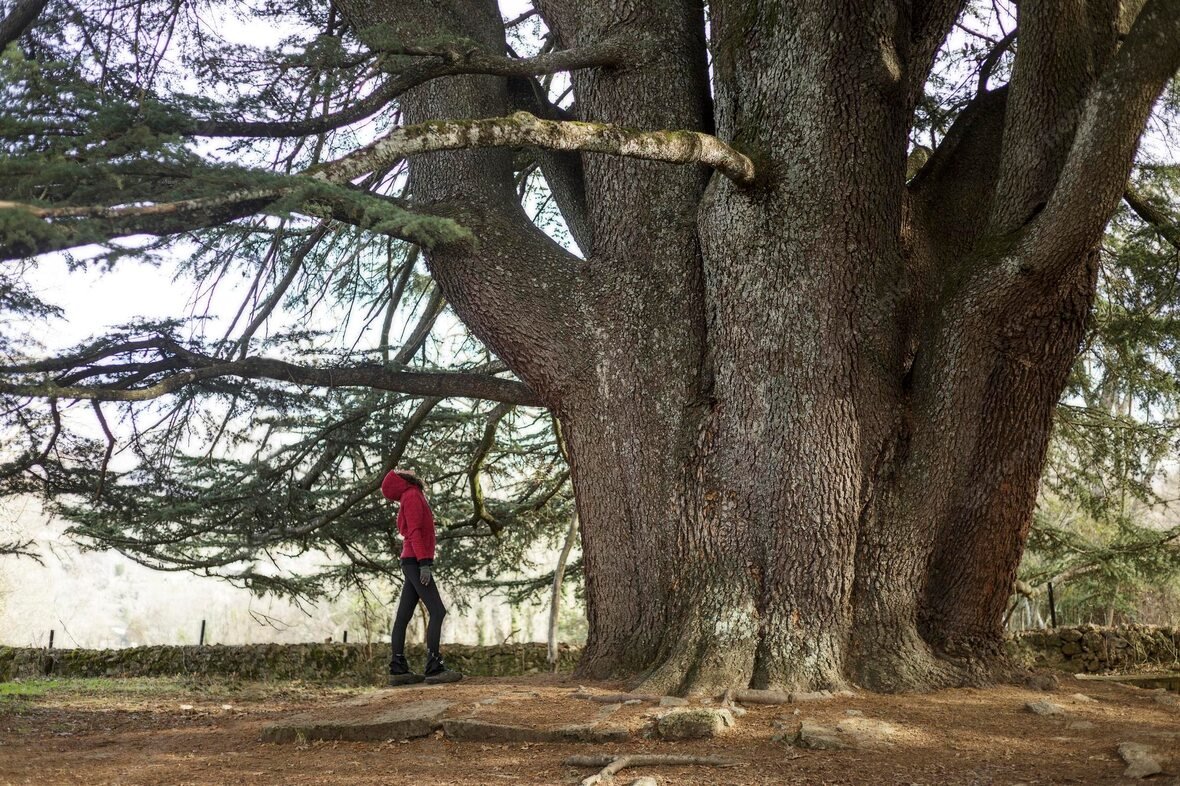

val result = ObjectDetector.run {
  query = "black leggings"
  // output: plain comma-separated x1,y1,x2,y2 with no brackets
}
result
391,559,447,657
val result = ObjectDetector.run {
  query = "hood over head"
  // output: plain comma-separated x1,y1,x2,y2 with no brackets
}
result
381,470,415,501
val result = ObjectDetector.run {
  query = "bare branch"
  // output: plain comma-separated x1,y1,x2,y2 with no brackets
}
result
1124,187,1180,251
464,401,513,533
392,286,446,366
978,29,1016,94
90,400,115,498
190,36,640,139
312,111,756,187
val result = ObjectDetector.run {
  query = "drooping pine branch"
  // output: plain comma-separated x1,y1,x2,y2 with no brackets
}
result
0,341,540,405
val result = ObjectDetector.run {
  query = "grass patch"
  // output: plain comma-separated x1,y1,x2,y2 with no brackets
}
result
0,676,187,700
0,680,50,698
0,675,372,706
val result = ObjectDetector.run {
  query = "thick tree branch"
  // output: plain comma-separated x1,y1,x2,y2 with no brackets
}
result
0,0,48,48
506,75,592,252
312,111,755,186
904,0,970,112
0,190,278,220
332,0,591,408
1028,0,1180,273
989,0,1118,235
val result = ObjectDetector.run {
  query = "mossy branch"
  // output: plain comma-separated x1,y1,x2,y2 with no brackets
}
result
0,176,471,259
313,111,757,186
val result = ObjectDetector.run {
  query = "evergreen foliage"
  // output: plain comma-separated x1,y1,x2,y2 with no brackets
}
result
0,0,1175,627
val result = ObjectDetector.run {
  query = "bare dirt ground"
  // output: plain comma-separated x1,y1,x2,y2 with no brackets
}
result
0,672,1177,785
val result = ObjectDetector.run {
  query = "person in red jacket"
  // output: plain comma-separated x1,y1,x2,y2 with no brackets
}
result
381,468,462,685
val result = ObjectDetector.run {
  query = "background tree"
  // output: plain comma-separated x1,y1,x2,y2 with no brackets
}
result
1,0,1179,694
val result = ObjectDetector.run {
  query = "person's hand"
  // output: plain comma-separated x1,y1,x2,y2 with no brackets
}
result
419,565,433,586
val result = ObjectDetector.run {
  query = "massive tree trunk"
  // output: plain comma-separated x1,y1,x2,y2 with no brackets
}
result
333,0,1180,693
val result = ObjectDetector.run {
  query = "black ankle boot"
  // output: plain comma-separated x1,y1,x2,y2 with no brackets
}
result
388,653,424,686
423,650,462,684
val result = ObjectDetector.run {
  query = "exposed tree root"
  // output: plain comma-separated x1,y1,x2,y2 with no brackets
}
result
565,754,740,786
572,690,661,704
725,688,848,705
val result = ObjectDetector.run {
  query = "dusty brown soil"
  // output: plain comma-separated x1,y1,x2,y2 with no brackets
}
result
0,673,1177,785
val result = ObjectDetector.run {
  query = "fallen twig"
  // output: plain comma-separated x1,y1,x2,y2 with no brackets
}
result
565,754,739,785
571,690,661,704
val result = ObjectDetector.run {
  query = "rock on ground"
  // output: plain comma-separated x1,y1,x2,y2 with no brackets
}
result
656,708,735,740
787,717,898,750
1024,700,1066,716
835,717,899,747
1118,742,1164,779
793,720,849,750
261,699,451,744
1024,673,1060,692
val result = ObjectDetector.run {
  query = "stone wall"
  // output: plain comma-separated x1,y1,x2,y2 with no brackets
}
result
3,626,1176,684
1009,624,1180,673
0,642,579,683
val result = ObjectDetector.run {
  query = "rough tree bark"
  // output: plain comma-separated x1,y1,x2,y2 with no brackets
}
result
314,0,1180,692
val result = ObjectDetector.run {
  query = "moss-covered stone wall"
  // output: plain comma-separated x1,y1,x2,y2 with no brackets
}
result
0,642,579,683
3,625,1175,684
1009,624,1180,673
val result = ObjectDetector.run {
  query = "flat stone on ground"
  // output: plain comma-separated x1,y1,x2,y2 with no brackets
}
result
656,708,735,740
788,717,899,750
261,699,451,743
441,718,629,743
835,717,899,747
793,720,849,750
1118,742,1164,779
1024,700,1066,716
1024,673,1060,692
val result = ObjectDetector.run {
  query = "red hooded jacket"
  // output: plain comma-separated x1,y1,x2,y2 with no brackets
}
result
381,471,436,564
